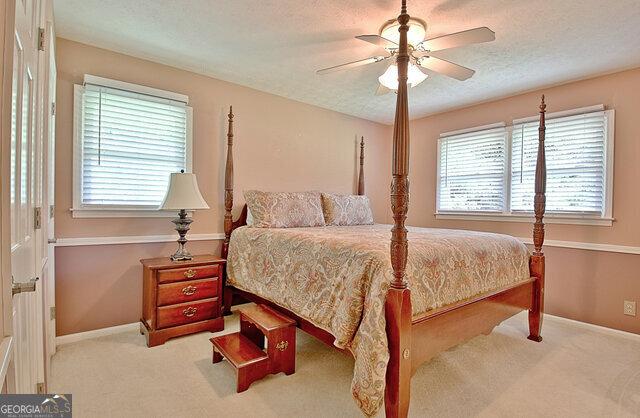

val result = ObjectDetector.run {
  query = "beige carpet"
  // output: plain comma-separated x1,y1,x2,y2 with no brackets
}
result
50,309,640,417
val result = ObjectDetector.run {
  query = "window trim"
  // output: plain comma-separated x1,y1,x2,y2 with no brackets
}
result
435,106,615,226
71,78,193,218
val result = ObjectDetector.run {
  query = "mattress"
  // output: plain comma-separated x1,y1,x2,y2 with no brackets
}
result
227,224,530,416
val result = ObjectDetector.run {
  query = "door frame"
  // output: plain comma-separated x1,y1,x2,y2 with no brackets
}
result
0,0,17,392
41,15,56,388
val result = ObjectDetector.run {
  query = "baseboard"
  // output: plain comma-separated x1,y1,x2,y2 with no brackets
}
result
54,313,639,348
56,322,139,346
545,314,640,340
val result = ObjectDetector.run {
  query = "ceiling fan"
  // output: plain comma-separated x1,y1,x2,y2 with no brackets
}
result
316,17,495,95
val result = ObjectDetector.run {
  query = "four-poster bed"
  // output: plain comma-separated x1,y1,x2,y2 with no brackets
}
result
219,2,546,417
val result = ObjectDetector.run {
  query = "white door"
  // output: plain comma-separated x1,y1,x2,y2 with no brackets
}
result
10,0,44,393
43,19,57,383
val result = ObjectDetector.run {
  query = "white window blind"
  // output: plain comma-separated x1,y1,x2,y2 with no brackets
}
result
79,84,189,208
437,127,506,212
511,111,607,214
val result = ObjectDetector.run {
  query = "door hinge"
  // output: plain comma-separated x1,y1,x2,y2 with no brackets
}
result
49,204,55,218
38,28,45,51
51,102,56,116
50,306,56,320
34,207,42,229
36,382,45,394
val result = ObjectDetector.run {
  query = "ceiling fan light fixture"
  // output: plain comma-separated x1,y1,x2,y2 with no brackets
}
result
379,17,427,47
378,63,428,90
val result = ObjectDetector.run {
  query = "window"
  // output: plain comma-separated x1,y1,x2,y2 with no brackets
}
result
437,125,507,212
73,75,192,217
511,111,608,214
436,106,614,226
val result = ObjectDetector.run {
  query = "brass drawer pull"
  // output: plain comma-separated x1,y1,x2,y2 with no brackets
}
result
183,307,197,317
184,269,197,279
182,285,197,296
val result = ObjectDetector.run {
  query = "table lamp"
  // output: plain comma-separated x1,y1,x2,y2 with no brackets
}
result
159,170,209,261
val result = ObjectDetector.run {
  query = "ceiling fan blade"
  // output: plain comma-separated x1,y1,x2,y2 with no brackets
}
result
355,34,398,49
418,27,495,52
375,84,392,96
316,55,389,75
417,56,475,81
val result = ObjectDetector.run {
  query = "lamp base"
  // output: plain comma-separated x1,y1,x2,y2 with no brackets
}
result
170,209,194,261
170,250,193,262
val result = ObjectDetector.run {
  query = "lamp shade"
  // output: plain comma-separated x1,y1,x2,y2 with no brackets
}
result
378,62,428,90
159,172,209,210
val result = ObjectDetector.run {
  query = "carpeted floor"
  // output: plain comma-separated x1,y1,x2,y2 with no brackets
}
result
50,309,640,417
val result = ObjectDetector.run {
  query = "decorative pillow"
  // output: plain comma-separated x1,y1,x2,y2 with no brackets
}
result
244,191,325,228
321,193,374,226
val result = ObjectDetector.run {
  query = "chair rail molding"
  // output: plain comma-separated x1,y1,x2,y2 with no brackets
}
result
52,233,638,254
517,237,640,255
54,233,225,247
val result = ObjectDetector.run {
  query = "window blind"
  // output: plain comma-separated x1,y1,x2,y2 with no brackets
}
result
438,127,506,212
80,84,188,207
510,111,607,214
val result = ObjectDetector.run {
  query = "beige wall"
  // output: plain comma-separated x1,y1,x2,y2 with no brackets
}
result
408,68,640,334
407,68,640,246
54,38,391,335
55,38,392,239
55,240,220,336
541,246,639,334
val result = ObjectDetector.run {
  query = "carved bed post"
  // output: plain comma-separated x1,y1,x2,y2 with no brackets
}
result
385,1,412,417
357,136,365,195
528,95,546,342
221,106,234,260
221,106,235,315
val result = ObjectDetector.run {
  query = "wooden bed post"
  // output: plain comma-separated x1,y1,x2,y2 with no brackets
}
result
358,136,365,195
222,106,234,260
528,95,546,342
221,106,235,314
385,1,412,417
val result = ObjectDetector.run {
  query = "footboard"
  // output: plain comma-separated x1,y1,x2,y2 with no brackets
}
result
409,278,535,373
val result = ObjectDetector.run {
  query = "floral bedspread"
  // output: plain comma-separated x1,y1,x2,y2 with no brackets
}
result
227,224,530,416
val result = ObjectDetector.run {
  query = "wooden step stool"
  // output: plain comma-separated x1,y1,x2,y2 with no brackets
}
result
210,304,296,392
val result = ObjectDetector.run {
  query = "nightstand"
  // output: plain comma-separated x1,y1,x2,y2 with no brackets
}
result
140,254,225,347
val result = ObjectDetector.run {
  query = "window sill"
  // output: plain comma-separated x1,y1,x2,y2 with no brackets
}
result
434,212,613,226
70,208,190,219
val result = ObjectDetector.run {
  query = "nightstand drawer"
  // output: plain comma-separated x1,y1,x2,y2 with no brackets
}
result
157,298,218,329
157,264,219,284
157,277,219,306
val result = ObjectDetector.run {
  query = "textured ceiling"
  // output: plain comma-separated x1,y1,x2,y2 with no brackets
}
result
54,0,640,124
